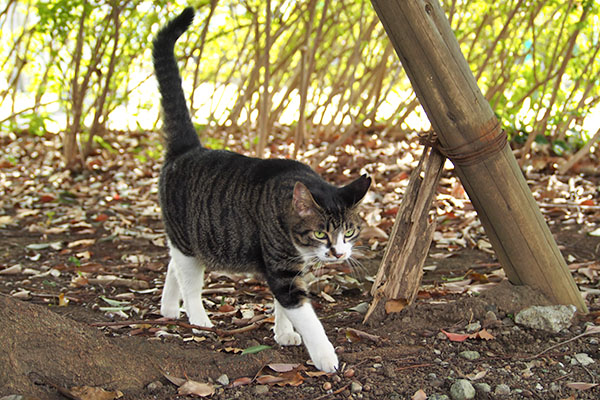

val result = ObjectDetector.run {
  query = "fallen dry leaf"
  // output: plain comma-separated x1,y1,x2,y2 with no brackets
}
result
441,329,495,342
565,382,599,390
385,298,408,313
231,377,253,387
412,389,427,400
68,386,123,400
346,327,382,343
178,380,215,396
268,363,301,373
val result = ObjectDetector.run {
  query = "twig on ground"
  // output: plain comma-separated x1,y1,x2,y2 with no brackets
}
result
90,315,270,337
314,383,350,400
528,326,600,359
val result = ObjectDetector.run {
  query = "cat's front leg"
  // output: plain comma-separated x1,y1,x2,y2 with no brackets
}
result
267,272,338,372
281,300,338,373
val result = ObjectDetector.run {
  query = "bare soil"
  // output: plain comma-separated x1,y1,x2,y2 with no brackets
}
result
0,220,599,400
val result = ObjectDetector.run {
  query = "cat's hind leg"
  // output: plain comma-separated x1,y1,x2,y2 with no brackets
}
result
273,299,302,346
169,244,214,329
160,259,182,319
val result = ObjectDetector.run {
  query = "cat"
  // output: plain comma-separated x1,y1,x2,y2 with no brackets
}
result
152,7,370,373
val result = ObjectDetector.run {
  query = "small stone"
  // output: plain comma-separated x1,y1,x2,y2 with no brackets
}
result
459,351,480,361
429,395,450,400
322,382,332,391
344,368,355,378
350,381,363,393
465,322,481,332
484,310,497,321
450,379,476,400
535,383,543,391
515,305,576,333
373,363,383,369
363,384,371,392
437,332,448,340
216,374,229,386
332,375,342,383
253,385,269,395
589,338,598,345
474,383,491,393
573,353,595,366
494,384,511,396
550,382,561,392
146,380,163,393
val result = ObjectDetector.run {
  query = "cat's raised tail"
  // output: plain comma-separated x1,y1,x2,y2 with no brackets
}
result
153,7,201,160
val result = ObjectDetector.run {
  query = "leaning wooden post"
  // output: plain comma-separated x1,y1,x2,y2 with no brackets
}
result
368,0,587,313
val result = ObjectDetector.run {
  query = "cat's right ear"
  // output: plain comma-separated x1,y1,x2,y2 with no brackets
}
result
293,182,319,217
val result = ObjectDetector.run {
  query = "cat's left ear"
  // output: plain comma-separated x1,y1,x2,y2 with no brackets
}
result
338,174,371,207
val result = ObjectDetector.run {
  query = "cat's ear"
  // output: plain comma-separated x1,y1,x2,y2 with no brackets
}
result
293,182,320,217
338,174,371,207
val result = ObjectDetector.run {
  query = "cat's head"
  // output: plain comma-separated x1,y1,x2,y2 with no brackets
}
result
290,174,371,265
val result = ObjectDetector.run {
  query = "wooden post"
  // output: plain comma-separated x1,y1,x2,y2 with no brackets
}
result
369,0,587,313
364,146,445,324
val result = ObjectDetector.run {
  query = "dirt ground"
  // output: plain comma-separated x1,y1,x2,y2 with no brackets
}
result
0,130,599,399
0,219,599,399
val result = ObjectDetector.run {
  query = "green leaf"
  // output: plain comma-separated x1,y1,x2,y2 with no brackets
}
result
241,344,271,355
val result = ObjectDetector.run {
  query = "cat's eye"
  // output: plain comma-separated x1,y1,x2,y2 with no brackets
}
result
344,228,356,238
313,231,327,240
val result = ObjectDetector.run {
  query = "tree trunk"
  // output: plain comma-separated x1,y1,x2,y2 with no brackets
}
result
369,0,587,313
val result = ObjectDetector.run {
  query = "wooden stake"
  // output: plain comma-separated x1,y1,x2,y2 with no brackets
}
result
369,0,587,313
364,146,444,324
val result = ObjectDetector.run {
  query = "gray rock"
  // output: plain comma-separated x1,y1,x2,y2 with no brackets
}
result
253,385,269,395
474,383,491,393
429,395,450,400
450,379,476,400
351,381,363,393
465,322,481,332
573,353,595,366
216,374,230,386
146,380,163,393
459,351,481,361
514,305,576,333
494,384,511,396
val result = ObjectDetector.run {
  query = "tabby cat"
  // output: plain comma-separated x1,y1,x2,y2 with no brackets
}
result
153,7,370,372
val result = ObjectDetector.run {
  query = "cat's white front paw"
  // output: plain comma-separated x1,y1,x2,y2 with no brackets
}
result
275,331,302,346
189,315,214,332
310,342,338,373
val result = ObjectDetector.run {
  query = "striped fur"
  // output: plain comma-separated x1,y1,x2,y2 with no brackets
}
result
153,8,370,372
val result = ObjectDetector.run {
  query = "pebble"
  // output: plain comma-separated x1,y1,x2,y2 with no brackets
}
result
573,353,595,366
590,338,598,345
350,381,363,393
465,322,481,332
322,382,332,391
145,380,163,393
450,379,476,400
494,384,511,395
253,385,269,395
459,351,480,361
474,383,491,393
372,363,383,369
344,368,355,378
429,395,450,400
216,374,229,386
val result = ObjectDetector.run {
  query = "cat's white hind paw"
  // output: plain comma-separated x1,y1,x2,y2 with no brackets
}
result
275,331,302,346
160,304,181,320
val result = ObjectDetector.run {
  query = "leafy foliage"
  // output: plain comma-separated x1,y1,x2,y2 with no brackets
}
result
0,0,598,168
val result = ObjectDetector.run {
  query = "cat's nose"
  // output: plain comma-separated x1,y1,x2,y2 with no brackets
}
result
331,250,345,259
